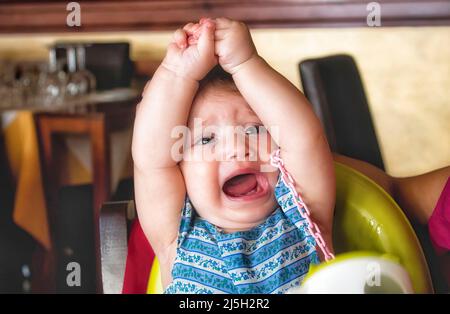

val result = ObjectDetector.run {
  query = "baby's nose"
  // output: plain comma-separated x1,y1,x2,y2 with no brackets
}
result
219,131,257,162
223,146,249,161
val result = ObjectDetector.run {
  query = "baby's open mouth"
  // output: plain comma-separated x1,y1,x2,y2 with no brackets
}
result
222,172,269,201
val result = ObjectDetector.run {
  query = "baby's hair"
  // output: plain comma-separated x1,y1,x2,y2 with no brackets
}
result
197,65,238,95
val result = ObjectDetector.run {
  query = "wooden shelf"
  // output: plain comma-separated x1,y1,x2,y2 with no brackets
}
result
1,0,449,33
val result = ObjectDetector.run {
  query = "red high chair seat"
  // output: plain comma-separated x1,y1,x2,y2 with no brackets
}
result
122,219,155,294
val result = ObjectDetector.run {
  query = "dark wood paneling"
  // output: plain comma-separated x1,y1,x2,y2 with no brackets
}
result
0,0,449,33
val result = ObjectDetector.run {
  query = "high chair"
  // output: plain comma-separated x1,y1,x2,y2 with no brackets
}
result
145,162,433,293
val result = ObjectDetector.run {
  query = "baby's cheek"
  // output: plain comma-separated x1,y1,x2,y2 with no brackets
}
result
183,161,219,193
183,144,217,163
187,174,222,219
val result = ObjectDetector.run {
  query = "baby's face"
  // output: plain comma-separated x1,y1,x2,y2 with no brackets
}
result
180,85,279,233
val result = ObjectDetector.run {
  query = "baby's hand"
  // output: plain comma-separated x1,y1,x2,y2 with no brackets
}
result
161,18,217,82
214,18,258,75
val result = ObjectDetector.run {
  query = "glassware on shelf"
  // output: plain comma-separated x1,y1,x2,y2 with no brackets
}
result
1,43,102,111
76,45,96,94
7,63,26,109
18,63,40,107
0,61,16,109
65,45,94,111
37,48,67,108
66,46,82,100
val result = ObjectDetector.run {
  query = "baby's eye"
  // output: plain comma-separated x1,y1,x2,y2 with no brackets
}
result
195,134,215,145
245,125,266,135
201,137,212,145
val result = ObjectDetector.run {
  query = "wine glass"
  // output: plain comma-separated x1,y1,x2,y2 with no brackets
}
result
37,48,67,109
76,45,96,94
65,45,91,110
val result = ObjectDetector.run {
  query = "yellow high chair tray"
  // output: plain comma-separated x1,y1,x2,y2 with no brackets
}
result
147,162,433,294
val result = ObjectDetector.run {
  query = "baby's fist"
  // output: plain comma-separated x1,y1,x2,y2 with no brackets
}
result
214,18,257,75
162,18,217,82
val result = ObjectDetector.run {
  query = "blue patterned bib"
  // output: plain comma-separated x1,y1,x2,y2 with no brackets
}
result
164,173,319,294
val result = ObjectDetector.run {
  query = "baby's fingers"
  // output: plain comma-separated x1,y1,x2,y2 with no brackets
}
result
214,17,233,30
187,36,198,45
197,19,216,55
173,28,188,49
215,29,228,41
183,22,201,36
182,22,202,46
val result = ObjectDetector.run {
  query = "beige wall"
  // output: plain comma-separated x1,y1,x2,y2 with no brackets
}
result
1,26,449,177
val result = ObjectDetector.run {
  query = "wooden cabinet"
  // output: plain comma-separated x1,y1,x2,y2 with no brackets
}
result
0,0,449,33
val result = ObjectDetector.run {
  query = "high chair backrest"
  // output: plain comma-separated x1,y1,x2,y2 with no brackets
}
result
299,54,385,171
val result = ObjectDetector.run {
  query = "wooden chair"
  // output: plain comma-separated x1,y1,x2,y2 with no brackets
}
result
98,200,136,294
33,101,136,292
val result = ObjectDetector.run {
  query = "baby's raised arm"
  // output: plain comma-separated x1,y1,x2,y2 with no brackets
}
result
215,18,336,258
132,19,217,259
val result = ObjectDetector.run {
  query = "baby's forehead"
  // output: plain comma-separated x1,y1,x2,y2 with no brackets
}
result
189,86,259,123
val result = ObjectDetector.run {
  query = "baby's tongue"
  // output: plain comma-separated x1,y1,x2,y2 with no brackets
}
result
223,174,257,197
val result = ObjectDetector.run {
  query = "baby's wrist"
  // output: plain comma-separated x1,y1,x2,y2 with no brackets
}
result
158,62,200,85
231,54,264,76
140,63,199,100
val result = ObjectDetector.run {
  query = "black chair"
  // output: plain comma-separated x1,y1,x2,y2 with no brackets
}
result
299,54,385,170
55,42,134,91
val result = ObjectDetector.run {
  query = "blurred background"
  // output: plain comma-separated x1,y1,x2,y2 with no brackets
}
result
0,0,449,293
